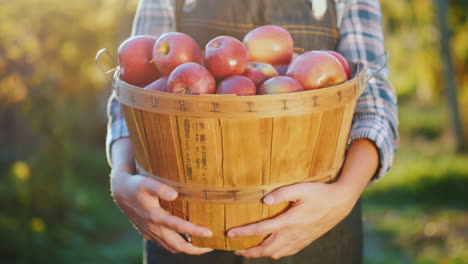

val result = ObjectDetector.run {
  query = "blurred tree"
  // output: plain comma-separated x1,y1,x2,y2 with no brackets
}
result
380,0,468,147
0,0,140,263
434,0,466,151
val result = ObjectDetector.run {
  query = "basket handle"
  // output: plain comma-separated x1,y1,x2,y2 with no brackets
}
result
95,48,118,83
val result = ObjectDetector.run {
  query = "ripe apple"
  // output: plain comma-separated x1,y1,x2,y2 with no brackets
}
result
243,62,278,86
204,36,249,79
118,35,162,87
216,75,256,96
167,63,215,95
274,64,289,76
243,25,294,65
144,76,168,92
324,50,351,79
153,32,203,76
258,76,304,95
286,51,347,90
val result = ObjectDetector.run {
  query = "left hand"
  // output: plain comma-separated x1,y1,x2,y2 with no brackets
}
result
227,181,357,259
227,138,379,259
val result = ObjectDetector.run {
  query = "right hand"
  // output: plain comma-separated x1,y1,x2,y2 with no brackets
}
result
109,138,213,255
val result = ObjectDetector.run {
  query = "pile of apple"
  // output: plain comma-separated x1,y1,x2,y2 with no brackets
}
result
117,25,350,96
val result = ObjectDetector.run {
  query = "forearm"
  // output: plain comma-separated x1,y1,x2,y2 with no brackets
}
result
335,138,379,200
110,137,136,174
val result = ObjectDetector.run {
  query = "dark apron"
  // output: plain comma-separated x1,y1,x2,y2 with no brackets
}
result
145,0,362,263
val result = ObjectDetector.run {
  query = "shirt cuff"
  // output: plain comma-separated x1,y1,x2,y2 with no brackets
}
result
348,116,397,184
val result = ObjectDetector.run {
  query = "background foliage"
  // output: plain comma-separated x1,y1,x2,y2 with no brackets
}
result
0,0,467,263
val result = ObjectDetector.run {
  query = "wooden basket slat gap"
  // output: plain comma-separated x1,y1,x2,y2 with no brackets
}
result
117,64,365,250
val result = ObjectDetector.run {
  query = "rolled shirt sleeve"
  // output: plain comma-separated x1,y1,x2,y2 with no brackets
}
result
336,0,399,182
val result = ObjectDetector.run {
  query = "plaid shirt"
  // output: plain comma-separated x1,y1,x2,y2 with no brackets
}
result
106,0,399,182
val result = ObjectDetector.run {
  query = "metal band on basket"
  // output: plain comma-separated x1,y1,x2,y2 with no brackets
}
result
136,162,342,204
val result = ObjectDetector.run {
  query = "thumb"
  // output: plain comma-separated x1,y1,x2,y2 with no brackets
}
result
140,177,178,201
263,183,313,205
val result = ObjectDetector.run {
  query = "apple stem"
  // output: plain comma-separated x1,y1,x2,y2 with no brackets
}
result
149,57,156,64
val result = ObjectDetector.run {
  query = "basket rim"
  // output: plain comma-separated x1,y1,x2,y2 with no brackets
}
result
113,62,366,119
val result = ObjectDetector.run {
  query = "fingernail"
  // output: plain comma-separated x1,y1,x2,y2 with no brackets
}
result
263,195,275,205
227,231,236,238
202,247,213,251
204,230,213,237
165,190,177,200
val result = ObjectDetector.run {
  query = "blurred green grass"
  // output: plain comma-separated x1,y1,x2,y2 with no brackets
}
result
362,100,468,264
0,147,142,264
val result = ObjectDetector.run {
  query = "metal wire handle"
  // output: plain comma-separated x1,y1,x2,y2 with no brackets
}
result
95,48,118,82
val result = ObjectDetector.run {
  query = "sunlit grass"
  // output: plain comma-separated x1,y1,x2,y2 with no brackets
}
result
363,101,468,263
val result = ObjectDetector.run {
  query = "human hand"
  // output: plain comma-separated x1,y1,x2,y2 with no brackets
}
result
227,181,358,259
110,170,214,254
227,138,379,259
109,138,213,255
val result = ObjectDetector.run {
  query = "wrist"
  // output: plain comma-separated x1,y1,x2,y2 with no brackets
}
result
110,137,136,175
111,162,135,176
334,138,379,200
334,176,365,203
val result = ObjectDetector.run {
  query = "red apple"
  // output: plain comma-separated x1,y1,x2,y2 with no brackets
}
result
243,62,278,86
274,64,289,76
258,76,304,95
118,35,162,87
167,63,215,95
324,50,351,79
286,51,347,90
153,32,203,76
243,25,294,65
144,76,168,92
216,75,256,96
204,36,249,79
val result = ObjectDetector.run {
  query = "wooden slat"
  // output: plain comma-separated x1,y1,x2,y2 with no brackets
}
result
140,112,168,180
175,117,225,248
150,114,185,217
268,113,323,218
121,105,150,171
221,118,272,250
270,114,323,183
332,102,357,174
309,107,345,182
188,202,225,249
139,112,171,212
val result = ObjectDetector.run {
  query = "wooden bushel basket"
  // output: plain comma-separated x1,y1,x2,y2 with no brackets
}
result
113,62,366,250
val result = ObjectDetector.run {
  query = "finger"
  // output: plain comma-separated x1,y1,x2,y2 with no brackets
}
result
158,213,212,237
127,215,180,253
140,177,178,201
234,233,280,259
227,215,287,238
160,228,213,255
148,234,179,253
263,182,317,205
